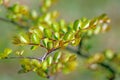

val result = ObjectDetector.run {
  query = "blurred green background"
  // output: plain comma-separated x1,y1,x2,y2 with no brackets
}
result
0,0,120,80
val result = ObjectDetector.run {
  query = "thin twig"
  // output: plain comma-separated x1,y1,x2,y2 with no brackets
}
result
3,47,60,62
28,43,46,48
99,63,115,80
0,17,28,30
4,56,42,61
39,47,60,61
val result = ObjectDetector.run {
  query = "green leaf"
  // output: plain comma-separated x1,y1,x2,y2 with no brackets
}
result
53,32,60,40
73,20,81,31
81,19,90,29
44,28,52,38
42,38,49,47
31,59,41,67
30,46,38,50
0,48,12,59
19,33,29,44
4,48,12,55
20,59,32,71
68,25,73,32
71,38,81,46
53,51,61,63
63,31,74,40
54,41,59,48
32,29,43,39
44,13,51,24
11,3,20,13
42,61,48,70
51,23,59,32
47,42,53,49
31,33,40,44
47,56,53,66
61,28,67,33
37,70,47,78
90,18,98,26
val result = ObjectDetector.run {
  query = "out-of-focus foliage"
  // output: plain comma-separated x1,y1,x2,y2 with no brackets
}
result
19,52,77,78
0,48,12,59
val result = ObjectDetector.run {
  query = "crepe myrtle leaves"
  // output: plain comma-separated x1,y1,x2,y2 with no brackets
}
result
0,0,113,79
19,52,77,78
11,13,111,78
12,14,110,51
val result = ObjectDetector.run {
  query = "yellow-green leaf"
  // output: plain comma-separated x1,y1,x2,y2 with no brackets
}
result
63,31,73,41
47,42,53,49
19,33,29,44
53,51,61,63
31,46,38,50
81,19,90,29
42,61,48,70
73,20,81,31
31,33,40,44
42,38,49,47
44,28,52,38
47,56,53,66
0,48,12,59
51,23,59,32
37,70,47,78
53,32,60,40
31,59,41,67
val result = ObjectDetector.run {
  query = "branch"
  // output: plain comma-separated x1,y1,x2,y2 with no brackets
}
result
3,47,59,62
39,47,60,61
4,56,42,61
27,43,46,49
66,36,116,80
99,63,115,80
66,46,116,80
66,46,89,58
0,17,28,30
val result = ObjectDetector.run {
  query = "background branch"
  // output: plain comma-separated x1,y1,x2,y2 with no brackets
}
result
4,56,42,61
0,17,28,29
66,36,116,80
